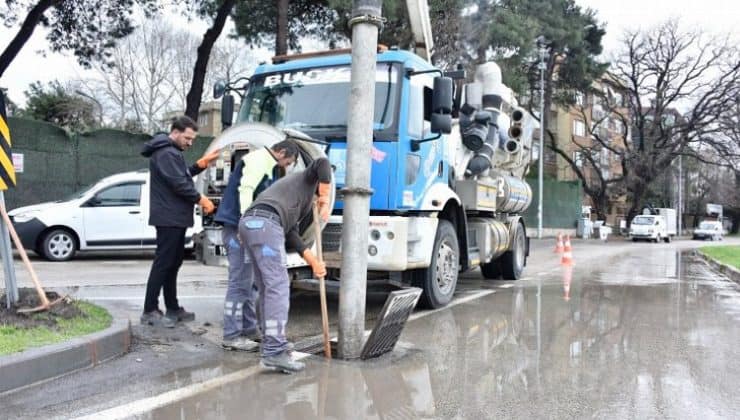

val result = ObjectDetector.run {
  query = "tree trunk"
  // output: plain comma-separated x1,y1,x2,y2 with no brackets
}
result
0,0,62,77
275,0,289,56
184,0,236,120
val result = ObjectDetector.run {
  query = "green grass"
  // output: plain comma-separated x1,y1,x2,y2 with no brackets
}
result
700,245,740,270
0,302,112,356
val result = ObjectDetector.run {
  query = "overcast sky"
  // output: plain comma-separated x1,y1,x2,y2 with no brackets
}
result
1,1,739,106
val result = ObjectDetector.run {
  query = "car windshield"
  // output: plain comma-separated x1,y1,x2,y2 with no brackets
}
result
699,222,718,230
237,63,400,134
59,184,94,202
632,216,654,225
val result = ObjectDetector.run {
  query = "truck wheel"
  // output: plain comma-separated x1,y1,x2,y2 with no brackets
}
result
415,220,459,309
500,223,526,280
664,235,671,243
40,228,77,261
481,258,502,280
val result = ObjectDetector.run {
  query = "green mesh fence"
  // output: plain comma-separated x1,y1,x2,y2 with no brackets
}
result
4,118,212,210
522,177,582,229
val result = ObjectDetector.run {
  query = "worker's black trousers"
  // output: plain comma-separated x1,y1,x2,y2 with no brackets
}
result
144,226,186,313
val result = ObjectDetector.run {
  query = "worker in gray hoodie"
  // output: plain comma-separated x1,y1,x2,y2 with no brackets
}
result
239,157,332,373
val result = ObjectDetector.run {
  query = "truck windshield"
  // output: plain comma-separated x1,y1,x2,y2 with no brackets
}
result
237,63,400,136
632,216,655,225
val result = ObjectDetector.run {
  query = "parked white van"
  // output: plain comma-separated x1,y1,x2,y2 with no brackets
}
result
9,170,201,261
630,214,671,243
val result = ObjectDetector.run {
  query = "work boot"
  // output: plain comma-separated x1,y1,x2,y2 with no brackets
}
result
222,337,260,352
166,307,195,322
260,352,305,374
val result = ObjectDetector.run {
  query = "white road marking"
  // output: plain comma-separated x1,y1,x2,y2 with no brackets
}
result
73,352,311,420
88,295,225,301
408,290,494,322
497,284,514,288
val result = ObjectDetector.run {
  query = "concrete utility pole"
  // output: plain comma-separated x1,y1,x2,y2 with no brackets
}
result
537,40,547,239
678,155,683,236
337,0,383,359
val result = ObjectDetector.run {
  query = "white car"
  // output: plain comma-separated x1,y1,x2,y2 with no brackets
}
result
9,170,201,261
692,221,724,241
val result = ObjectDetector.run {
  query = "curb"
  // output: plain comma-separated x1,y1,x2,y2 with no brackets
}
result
0,318,131,394
696,250,740,284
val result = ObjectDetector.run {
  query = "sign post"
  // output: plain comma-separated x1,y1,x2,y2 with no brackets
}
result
0,90,18,308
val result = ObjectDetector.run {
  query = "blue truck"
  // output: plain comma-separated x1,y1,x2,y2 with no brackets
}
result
196,46,537,308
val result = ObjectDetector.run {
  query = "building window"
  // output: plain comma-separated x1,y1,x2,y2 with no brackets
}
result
573,151,584,168
573,119,586,137
198,114,208,127
575,91,585,106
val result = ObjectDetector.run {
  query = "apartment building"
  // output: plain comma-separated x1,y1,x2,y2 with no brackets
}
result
545,75,630,225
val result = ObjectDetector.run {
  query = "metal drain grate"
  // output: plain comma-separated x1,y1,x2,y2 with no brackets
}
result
361,287,422,360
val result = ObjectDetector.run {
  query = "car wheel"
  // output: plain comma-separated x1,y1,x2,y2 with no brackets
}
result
40,229,77,261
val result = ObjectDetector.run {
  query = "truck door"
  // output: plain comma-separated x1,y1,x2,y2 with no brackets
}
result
81,181,145,247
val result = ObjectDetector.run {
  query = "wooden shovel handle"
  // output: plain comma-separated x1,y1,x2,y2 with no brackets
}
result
313,203,331,359
0,204,49,307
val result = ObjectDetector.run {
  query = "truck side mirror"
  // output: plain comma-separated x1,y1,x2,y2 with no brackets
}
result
431,113,451,134
221,94,234,129
431,76,453,134
432,76,453,114
213,81,227,99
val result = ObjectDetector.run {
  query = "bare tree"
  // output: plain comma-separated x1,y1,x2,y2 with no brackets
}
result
609,20,740,223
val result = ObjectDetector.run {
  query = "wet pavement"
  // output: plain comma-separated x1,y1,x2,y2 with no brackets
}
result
3,239,740,419
132,247,740,419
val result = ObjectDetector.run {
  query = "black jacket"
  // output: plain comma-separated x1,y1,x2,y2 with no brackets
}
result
141,134,204,228
249,158,332,254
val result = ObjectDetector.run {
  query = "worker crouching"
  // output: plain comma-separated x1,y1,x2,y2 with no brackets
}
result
238,157,331,373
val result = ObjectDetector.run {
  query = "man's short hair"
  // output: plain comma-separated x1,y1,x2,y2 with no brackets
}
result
171,116,198,133
271,140,300,159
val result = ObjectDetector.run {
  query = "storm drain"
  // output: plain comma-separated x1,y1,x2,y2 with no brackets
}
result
360,287,422,360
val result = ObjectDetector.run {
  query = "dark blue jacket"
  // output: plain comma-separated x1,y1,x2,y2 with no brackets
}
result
213,158,276,227
141,134,203,228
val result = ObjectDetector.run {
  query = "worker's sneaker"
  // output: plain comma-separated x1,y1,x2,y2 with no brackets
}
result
166,307,195,322
222,337,259,352
260,352,305,374
140,310,163,326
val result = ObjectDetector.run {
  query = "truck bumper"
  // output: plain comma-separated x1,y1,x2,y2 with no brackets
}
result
321,215,438,271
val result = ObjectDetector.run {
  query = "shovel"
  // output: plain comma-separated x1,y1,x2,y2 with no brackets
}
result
0,204,62,313
313,203,332,359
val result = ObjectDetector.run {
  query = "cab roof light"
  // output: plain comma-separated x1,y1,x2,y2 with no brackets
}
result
272,45,389,64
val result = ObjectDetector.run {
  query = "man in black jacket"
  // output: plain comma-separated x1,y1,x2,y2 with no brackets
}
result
239,157,332,373
140,116,218,328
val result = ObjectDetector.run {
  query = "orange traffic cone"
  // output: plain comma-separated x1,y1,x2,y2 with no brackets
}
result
562,264,572,301
561,235,574,266
554,233,564,253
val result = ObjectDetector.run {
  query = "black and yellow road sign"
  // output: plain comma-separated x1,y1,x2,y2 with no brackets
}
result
0,91,16,190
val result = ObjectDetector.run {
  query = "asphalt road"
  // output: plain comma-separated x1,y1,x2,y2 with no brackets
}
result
1,237,739,419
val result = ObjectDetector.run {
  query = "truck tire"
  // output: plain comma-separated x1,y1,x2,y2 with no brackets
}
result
415,220,459,309
40,228,77,261
500,223,526,280
480,258,502,280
